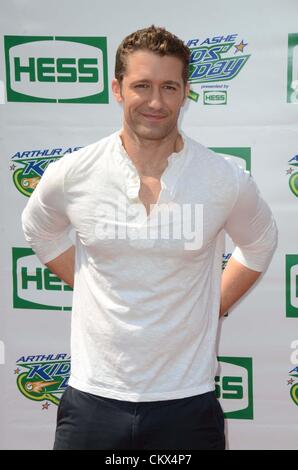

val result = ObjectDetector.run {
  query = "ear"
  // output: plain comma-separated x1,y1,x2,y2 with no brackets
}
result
112,78,123,103
182,82,190,105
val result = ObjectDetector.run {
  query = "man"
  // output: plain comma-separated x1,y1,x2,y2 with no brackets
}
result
22,25,278,450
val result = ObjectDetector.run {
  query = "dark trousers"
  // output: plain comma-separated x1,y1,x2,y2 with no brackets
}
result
53,385,225,450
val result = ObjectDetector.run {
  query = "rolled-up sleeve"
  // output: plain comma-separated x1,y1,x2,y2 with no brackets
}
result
21,159,73,264
224,163,278,272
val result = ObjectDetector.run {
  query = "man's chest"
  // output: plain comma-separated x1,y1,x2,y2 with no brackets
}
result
66,164,235,257
138,176,162,216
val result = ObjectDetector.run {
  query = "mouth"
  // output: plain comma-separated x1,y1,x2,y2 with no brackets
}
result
140,113,167,122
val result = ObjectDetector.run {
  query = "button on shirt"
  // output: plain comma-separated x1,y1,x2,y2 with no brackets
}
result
21,131,278,401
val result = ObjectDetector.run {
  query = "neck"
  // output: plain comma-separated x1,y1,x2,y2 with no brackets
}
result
119,126,184,177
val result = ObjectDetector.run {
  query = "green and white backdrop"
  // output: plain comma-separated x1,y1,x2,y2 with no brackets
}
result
0,0,297,450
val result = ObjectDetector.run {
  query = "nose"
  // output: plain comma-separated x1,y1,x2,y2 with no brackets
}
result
147,86,163,110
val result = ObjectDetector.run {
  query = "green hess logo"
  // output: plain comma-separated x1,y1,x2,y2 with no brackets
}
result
204,90,227,105
13,247,72,310
287,33,298,104
286,255,298,318
216,357,254,419
4,36,109,103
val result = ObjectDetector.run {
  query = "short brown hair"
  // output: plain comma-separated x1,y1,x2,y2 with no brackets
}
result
115,25,190,85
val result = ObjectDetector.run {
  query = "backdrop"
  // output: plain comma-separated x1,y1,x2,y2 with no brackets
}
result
0,0,297,450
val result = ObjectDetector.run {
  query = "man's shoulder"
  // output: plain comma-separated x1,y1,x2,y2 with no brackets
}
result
185,134,242,179
50,131,118,178
61,131,117,164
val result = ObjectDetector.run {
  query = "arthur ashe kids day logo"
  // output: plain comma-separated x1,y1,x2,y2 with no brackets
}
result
186,34,250,104
4,36,109,103
15,353,70,409
288,341,298,406
287,154,298,198
10,145,82,197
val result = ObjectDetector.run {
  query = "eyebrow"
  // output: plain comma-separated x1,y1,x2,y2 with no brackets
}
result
130,79,181,88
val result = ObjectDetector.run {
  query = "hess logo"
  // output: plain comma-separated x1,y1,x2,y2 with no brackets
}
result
4,36,109,103
204,90,227,105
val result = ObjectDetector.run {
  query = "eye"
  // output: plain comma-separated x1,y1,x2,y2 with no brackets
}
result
134,83,149,89
163,85,177,91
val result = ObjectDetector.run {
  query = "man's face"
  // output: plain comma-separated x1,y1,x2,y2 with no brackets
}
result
112,50,189,141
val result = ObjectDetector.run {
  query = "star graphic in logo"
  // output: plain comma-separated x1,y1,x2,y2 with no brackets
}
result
286,167,294,175
287,378,294,385
42,402,50,410
14,368,20,375
234,40,248,53
9,164,16,171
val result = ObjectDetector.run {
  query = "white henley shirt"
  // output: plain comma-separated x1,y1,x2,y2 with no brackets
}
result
21,131,278,401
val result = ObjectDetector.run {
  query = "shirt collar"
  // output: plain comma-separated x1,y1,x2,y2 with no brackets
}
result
114,130,188,202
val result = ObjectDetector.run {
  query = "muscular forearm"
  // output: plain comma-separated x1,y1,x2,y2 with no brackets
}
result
45,245,75,289
219,256,262,317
